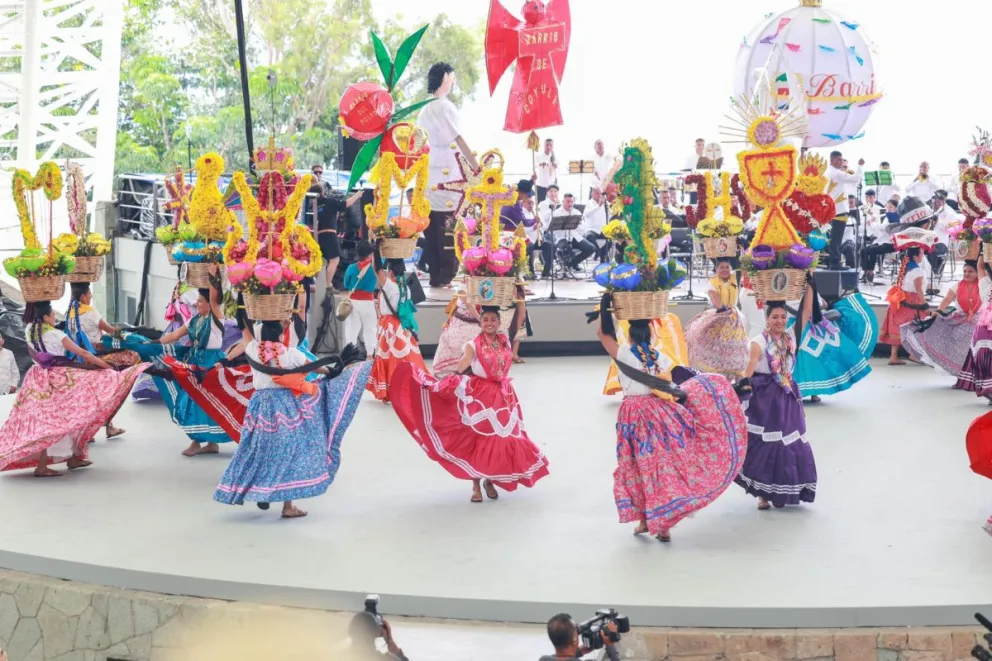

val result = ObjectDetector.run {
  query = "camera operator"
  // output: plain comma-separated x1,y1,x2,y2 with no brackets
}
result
344,611,409,661
542,614,621,661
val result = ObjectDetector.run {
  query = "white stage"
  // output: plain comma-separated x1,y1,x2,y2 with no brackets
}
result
1,358,992,629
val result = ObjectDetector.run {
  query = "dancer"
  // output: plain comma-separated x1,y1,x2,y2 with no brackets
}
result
902,259,983,376
65,282,139,438
0,302,148,476
389,296,550,502
130,278,199,400
793,284,878,402
433,294,512,377
341,240,378,356
213,321,371,518
735,284,817,510
685,258,749,379
880,247,927,365
603,315,687,396
368,251,425,402
955,254,992,400
596,296,747,541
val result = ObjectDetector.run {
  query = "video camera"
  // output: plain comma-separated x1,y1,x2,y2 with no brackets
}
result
577,609,630,651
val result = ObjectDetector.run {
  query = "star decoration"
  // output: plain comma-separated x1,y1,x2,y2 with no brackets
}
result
164,168,192,228
436,149,503,221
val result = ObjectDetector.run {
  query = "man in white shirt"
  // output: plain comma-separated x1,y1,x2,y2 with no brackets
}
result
541,191,594,272
927,190,960,287
583,188,612,263
533,138,558,204
947,158,969,208
590,140,614,198
0,335,19,395
826,150,865,270
906,161,940,203
683,138,706,172
418,62,477,289
876,161,900,204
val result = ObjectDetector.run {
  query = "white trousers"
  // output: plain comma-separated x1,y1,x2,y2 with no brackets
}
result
343,299,378,354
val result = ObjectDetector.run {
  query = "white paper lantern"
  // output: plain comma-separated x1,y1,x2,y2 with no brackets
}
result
733,0,882,149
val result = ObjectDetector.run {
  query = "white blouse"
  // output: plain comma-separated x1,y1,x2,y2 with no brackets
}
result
187,316,224,349
378,278,400,316
751,334,772,375
246,341,308,391
24,324,68,354
77,309,103,346
615,343,674,397
902,267,925,293
0,348,20,394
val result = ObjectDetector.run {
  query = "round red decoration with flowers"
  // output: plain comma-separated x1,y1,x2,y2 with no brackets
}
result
380,123,430,170
338,82,394,141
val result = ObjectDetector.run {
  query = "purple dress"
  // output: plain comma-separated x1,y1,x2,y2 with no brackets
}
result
735,332,817,507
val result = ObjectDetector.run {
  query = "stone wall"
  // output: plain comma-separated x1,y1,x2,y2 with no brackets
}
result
0,569,986,661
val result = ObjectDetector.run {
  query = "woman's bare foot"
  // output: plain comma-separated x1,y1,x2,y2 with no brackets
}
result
182,442,219,457
281,502,307,519
483,479,499,500
33,466,62,477
66,457,92,470
512,356,525,364
758,497,771,510
471,479,483,502
106,424,125,439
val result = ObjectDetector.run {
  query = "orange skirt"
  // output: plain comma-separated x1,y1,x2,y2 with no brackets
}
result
368,315,426,402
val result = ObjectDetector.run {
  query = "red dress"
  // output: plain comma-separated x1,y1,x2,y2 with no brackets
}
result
389,333,550,491
368,277,426,402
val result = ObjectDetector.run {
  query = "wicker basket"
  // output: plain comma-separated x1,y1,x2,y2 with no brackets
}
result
982,242,992,263
612,290,670,321
183,262,213,288
956,240,981,261
701,237,739,259
244,293,297,321
163,244,179,266
464,275,517,307
750,268,807,302
19,275,66,303
67,255,105,283
380,237,417,259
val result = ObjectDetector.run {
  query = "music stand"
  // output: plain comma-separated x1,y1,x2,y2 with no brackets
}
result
569,160,595,198
542,214,584,301
864,171,894,188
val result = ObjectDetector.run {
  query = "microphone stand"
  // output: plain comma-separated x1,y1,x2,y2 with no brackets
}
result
672,232,707,302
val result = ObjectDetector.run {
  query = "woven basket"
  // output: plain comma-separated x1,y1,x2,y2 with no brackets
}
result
244,293,297,321
956,240,981,261
701,237,739,259
163,244,179,266
464,275,517,307
67,256,105,283
982,242,992,263
183,262,213,288
750,268,807,302
612,290,670,321
19,275,66,303
380,238,417,259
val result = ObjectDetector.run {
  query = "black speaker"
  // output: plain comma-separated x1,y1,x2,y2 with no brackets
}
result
813,269,859,302
338,132,363,172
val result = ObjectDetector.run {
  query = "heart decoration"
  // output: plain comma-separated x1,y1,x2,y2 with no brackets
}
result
781,191,837,235
961,181,992,220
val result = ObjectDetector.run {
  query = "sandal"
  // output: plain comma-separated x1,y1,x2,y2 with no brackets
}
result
33,467,62,478
281,505,307,519
633,522,649,536
483,480,499,500
888,360,906,366
656,530,671,543
512,357,525,364
106,425,126,439
66,458,92,470
256,502,271,511
181,443,219,457
758,498,771,511
470,489,483,503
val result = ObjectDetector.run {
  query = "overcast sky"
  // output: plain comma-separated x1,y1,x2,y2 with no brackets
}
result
365,0,992,184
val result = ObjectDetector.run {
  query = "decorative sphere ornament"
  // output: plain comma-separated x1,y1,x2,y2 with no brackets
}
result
487,248,515,276
462,247,488,274
593,263,612,287
609,264,641,291
338,82,394,141
380,122,430,170
733,0,882,149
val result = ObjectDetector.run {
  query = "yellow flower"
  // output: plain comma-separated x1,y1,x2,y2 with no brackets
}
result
53,233,79,255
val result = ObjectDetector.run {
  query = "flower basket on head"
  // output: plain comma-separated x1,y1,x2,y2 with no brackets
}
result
165,245,180,266
183,262,214,288
750,268,807,302
380,237,417,259
612,290,670,321
19,274,66,303
464,275,517,308
55,162,112,284
701,237,739,259
244,292,297,322
67,255,105,283
955,239,981,261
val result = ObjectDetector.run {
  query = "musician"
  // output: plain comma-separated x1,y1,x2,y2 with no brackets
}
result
659,189,685,227
861,200,900,283
826,151,865,270
500,180,549,279
533,138,558,203
927,190,962,286
877,161,900,204
906,161,940,203
683,138,706,171
842,195,860,269
543,192,595,273
947,158,969,209
590,140,614,197
583,188,612,264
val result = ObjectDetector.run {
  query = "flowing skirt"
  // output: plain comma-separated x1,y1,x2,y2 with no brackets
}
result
794,293,877,397
433,311,513,377
369,315,426,401
955,323,992,397
0,363,149,471
613,374,748,535
901,312,976,376
735,373,817,507
155,349,230,444
605,315,688,395
214,362,372,504
389,362,550,490
685,308,749,379
880,292,926,345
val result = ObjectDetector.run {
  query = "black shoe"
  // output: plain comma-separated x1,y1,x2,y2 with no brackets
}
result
257,502,270,511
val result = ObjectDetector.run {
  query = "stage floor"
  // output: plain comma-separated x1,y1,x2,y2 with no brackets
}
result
1,358,991,628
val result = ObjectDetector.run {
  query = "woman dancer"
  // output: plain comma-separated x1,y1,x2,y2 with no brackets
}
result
433,294,512,377
213,321,371,518
685,258,749,379
793,283,878,403
955,255,992,400
880,247,927,365
368,251,425,402
596,300,748,541
0,302,147,476
735,284,817,510
603,314,687,396
130,278,199,400
903,259,983,376
390,296,550,502
341,240,378,356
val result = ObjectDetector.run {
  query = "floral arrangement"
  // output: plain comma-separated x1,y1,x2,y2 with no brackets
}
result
365,149,431,240
685,172,750,235
602,219,631,242
592,257,687,293
950,223,978,242
171,152,235,264
740,243,818,275
453,162,527,279
972,219,992,243
53,162,111,258
3,163,77,278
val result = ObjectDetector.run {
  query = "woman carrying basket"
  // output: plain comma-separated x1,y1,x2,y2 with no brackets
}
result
368,247,426,403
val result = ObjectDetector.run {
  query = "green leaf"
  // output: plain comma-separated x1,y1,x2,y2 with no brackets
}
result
392,24,430,88
346,134,384,192
370,31,395,89
390,97,437,123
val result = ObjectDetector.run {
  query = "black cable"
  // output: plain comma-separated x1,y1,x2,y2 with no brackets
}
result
131,239,154,326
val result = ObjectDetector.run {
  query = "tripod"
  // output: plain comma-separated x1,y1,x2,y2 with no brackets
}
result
540,214,583,301
672,233,707,301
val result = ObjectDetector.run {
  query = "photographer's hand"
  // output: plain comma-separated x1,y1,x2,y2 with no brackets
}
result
602,621,618,646
381,619,405,659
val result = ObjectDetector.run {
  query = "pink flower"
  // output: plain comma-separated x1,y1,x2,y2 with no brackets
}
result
227,261,254,286
281,259,304,282
254,258,283,288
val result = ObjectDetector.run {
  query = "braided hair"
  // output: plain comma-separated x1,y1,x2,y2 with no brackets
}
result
68,282,91,338
25,301,54,353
